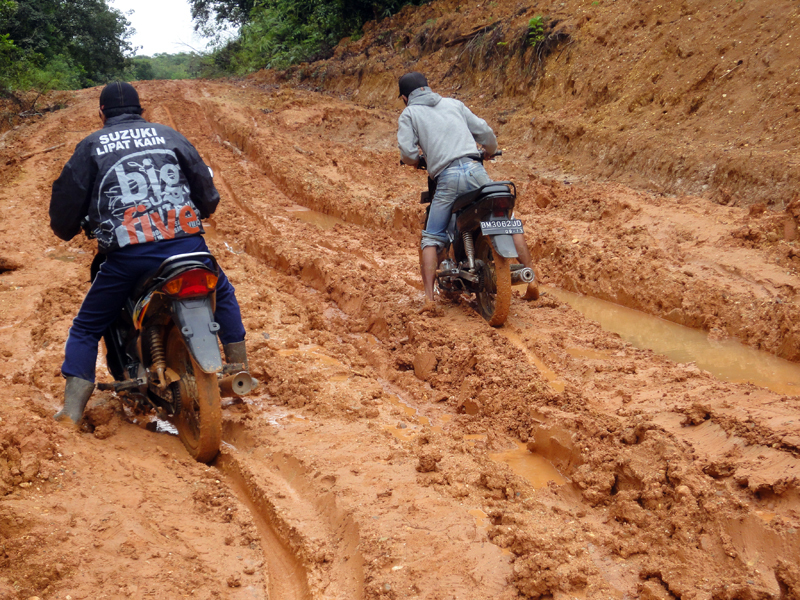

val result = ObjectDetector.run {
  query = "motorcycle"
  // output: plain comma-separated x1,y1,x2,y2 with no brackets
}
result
407,152,536,326
86,226,253,462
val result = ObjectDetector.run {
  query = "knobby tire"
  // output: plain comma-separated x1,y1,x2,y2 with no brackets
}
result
475,236,511,327
166,326,222,463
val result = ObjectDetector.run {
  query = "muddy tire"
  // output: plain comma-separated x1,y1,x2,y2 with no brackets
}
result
166,326,222,463
475,236,512,327
523,281,540,301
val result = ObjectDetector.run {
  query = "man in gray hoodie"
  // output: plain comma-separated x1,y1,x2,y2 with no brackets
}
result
397,71,537,307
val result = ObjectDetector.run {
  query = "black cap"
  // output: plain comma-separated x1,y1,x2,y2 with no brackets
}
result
99,81,141,113
398,72,428,98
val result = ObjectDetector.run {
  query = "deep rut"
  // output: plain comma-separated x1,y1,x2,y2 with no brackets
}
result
217,451,313,600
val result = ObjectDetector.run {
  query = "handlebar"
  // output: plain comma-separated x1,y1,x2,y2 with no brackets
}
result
399,149,502,171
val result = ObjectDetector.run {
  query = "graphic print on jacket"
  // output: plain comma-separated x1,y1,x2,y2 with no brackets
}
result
94,149,202,252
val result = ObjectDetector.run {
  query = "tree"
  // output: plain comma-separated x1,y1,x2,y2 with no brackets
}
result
219,0,426,72
189,0,256,37
0,0,133,87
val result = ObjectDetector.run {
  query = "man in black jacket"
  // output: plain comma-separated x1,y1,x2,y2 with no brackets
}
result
50,81,248,425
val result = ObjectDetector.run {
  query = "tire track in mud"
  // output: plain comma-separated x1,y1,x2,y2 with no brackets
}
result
216,451,313,600
155,91,529,598
154,94,368,600
216,439,365,600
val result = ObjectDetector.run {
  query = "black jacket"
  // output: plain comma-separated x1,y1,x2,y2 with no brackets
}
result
50,114,219,253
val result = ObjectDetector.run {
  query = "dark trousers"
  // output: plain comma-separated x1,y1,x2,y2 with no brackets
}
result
62,236,246,382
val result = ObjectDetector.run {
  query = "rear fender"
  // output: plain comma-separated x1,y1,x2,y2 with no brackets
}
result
490,234,518,259
171,295,223,374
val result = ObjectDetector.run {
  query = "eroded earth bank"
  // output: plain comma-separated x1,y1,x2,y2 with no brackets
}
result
1,68,800,600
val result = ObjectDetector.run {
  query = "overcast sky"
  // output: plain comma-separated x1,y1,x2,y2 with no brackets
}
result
110,0,217,56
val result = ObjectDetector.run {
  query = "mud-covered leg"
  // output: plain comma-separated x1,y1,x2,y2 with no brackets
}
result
54,377,95,426
513,233,539,300
223,341,249,370
223,341,258,394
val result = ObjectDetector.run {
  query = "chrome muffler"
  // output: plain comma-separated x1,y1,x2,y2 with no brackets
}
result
219,371,255,397
511,267,535,284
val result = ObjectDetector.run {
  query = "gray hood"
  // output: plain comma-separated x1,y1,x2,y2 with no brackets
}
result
407,87,442,107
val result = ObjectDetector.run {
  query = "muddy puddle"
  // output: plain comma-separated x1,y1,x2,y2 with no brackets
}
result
544,287,800,395
489,441,568,489
464,434,566,489
283,205,346,229
203,221,244,254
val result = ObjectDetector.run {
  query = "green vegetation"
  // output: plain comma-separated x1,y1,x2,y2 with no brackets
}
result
196,0,430,73
527,15,545,47
189,0,257,39
1,0,133,103
125,53,207,81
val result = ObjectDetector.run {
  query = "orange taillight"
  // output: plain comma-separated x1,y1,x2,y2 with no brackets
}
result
162,269,218,298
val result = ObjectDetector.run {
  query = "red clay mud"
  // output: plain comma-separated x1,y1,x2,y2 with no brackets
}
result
2,2,800,597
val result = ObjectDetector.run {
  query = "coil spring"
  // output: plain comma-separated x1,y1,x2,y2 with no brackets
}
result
148,326,166,372
462,231,476,270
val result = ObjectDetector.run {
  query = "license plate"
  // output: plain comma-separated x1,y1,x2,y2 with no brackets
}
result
480,219,524,235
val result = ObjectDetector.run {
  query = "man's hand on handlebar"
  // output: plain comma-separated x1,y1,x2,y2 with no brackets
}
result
479,148,503,161
399,155,427,170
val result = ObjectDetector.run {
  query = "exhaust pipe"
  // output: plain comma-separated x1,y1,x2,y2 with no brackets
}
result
511,267,535,284
219,371,255,397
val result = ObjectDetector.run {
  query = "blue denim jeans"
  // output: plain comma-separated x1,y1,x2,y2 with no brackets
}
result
421,161,492,250
62,236,246,382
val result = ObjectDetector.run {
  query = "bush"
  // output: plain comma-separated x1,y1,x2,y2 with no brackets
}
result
123,53,206,81
527,15,545,47
1,48,84,110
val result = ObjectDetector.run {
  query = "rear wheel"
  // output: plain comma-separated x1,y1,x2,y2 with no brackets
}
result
475,236,511,327
166,326,221,462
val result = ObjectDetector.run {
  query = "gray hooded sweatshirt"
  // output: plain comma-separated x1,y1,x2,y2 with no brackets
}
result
397,87,498,180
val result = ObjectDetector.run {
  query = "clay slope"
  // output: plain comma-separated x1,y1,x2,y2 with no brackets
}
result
252,0,800,208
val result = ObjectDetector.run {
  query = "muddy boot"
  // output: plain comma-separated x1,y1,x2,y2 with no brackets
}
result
223,341,249,371
54,377,95,426
523,282,540,301
418,300,442,317
223,341,258,395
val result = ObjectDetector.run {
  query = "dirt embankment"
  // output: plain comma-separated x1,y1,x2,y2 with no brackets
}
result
254,0,800,209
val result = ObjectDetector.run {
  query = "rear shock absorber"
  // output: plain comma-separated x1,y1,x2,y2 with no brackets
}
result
463,231,476,271
148,326,167,389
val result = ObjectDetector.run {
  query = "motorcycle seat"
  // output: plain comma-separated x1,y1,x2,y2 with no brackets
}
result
452,181,514,214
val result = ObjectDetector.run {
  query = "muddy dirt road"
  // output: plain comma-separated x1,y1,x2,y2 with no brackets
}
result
1,79,800,599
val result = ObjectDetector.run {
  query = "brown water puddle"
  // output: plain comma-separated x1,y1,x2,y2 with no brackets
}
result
382,423,417,442
203,221,245,254
379,380,444,433
547,287,800,395
284,205,346,229
469,508,489,528
489,441,568,489
566,347,613,360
